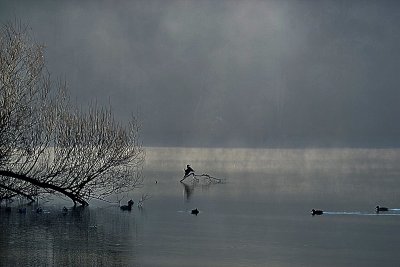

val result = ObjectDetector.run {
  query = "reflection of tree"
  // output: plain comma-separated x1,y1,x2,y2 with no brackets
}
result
0,206,138,266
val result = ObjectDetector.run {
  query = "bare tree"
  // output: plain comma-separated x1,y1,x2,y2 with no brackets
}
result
0,21,144,206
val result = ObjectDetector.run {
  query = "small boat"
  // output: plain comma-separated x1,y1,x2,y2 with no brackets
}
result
311,209,323,215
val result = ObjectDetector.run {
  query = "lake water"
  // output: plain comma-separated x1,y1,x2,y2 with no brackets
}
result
2,147,400,266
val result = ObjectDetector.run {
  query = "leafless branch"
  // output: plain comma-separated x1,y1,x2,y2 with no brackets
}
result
0,21,145,206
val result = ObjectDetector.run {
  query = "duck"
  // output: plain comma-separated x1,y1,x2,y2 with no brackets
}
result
191,208,199,215
311,209,323,215
36,207,43,213
376,206,389,212
120,200,134,211
62,206,68,214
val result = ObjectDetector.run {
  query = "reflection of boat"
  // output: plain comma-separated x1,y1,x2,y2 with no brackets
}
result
181,181,195,201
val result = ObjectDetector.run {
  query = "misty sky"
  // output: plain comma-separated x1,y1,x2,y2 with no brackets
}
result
1,0,400,147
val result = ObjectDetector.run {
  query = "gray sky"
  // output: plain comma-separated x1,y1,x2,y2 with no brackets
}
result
2,0,400,147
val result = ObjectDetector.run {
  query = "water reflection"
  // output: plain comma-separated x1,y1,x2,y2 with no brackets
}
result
0,205,138,266
3,147,400,267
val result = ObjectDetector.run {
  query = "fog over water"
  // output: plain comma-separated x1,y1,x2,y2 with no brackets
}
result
1,0,400,147
2,147,400,267
3,3,400,266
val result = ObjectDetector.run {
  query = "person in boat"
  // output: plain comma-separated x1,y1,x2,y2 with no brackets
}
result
184,165,195,177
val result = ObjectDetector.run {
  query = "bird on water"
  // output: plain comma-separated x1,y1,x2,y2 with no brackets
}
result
376,206,389,213
120,200,134,211
311,209,323,215
191,208,199,215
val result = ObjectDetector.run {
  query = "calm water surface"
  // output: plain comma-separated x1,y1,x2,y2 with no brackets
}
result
1,147,400,266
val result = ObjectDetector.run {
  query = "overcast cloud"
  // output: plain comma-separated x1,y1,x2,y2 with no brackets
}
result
1,0,400,147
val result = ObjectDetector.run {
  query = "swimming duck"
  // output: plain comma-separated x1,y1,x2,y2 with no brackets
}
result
36,207,43,213
120,200,134,211
376,206,388,212
191,208,199,215
311,209,323,215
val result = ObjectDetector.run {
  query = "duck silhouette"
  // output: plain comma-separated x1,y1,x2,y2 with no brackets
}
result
191,208,199,215
311,209,323,215
376,206,389,213
120,200,134,211
185,165,195,177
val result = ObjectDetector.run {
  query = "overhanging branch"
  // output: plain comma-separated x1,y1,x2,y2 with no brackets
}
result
0,170,88,205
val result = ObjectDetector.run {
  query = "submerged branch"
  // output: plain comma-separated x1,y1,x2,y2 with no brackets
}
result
180,172,223,183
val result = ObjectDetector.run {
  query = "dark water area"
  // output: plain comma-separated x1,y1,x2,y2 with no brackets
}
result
2,147,400,266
